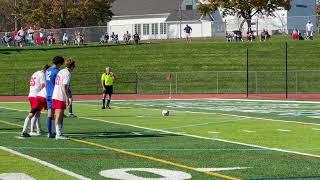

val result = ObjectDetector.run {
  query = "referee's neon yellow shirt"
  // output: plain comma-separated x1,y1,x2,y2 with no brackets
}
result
101,73,113,86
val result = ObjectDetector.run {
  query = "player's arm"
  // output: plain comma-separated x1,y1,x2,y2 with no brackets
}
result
110,72,115,81
62,74,71,106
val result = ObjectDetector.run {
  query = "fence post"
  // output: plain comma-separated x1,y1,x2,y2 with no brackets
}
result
285,42,288,99
135,72,138,94
216,71,219,94
175,72,178,94
246,48,249,98
13,74,16,96
295,71,298,94
255,71,258,94
95,73,99,94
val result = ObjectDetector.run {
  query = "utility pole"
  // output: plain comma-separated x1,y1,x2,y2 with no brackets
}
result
61,0,67,28
179,0,182,38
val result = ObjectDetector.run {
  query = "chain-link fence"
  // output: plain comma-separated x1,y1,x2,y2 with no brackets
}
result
1,70,320,96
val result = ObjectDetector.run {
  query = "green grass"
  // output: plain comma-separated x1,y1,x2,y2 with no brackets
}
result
1,36,320,95
0,99,320,179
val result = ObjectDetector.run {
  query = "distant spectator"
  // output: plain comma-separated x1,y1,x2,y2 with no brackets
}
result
74,32,83,46
298,33,304,40
260,29,270,41
27,26,34,40
291,28,299,40
111,32,116,43
123,31,131,44
306,20,313,40
115,34,119,44
226,33,233,42
100,32,109,44
184,24,192,43
247,30,255,42
133,32,140,45
25,27,34,46
16,27,25,47
233,31,242,42
47,32,55,46
3,33,12,47
62,33,69,46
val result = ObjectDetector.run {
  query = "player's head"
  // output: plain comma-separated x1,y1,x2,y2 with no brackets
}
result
105,66,111,73
41,64,50,72
52,56,65,68
66,59,76,72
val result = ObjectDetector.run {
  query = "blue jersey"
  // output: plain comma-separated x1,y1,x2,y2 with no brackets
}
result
46,67,60,98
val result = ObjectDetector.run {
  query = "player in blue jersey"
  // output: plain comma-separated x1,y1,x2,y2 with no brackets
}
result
46,56,65,138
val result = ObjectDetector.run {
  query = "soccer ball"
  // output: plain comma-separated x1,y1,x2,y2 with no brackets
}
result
161,110,170,116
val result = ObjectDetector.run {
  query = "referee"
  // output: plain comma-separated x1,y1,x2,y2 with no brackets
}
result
101,67,115,109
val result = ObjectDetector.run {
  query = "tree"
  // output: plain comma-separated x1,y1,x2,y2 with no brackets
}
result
0,0,15,31
198,0,219,21
15,0,113,29
204,0,291,30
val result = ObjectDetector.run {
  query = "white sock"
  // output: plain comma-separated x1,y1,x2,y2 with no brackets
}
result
36,115,41,133
55,124,61,136
22,117,30,133
30,116,36,132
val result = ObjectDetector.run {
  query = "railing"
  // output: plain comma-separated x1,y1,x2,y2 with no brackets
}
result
1,71,320,96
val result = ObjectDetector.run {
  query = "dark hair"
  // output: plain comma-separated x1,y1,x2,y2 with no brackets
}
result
66,59,76,69
52,56,65,65
42,64,50,71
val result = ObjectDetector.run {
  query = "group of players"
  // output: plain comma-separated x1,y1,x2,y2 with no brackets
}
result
20,56,76,139
20,56,116,140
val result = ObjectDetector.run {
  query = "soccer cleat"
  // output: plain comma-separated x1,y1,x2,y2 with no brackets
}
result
47,132,56,138
20,132,31,138
30,132,41,136
68,113,77,118
102,106,106,109
55,135,69,140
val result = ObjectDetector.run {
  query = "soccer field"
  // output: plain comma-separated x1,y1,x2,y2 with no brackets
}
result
0,98,320,179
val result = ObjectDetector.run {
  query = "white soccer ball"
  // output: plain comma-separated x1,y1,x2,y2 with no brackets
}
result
161,110,170,116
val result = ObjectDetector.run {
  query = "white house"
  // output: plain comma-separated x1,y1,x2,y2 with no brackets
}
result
223,0,317,35
109,0,224,40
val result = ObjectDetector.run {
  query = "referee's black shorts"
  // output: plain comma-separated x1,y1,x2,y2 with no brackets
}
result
103,85,113,95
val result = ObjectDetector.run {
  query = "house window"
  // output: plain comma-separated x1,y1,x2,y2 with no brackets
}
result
160,23,167,34
134,24,141,35
152,23,158,35
143,24,149,35
186,5,193,10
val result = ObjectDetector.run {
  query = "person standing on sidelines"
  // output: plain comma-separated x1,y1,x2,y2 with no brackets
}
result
66,86,77,117
46,56,65,138
306,20,314,40
52,59,76,140
21,65,49,137
184,24,192,43
101,67,115,109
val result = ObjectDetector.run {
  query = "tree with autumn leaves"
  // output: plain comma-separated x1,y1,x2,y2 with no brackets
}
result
2,0,113,30
199,0,291,30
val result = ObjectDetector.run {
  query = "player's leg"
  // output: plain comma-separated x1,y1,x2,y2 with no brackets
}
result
35,112,41,134
106,86,113,109
68,97,76,117
54,109,67,139
30,111,40,136
21,110,37,137
102,89,107,109
46,97,54,138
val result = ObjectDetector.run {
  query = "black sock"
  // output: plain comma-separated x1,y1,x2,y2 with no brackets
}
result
107,99,111,106
102,99,105,106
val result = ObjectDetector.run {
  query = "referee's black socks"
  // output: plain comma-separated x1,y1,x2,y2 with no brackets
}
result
102,99,106,106
107,99,111,106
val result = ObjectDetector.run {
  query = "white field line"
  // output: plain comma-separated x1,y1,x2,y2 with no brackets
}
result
1,106,320,158
208,132,220,134
71,102,320,127
8,146,320,152
0,146,90,180
277,129,292,132
242,130,256,133
163,119,246,130
312,128,320,131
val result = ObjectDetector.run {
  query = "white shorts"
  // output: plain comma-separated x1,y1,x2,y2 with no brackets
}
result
185,33,191,38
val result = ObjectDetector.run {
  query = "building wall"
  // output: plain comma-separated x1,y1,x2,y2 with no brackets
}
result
287,0,317,33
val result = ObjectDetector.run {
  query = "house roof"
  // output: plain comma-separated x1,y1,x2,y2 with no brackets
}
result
111,0,220,22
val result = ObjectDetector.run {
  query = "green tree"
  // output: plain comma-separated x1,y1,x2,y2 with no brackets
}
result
0,0,15,31
15,0,113,29
205,0,291,30
198,0,219,21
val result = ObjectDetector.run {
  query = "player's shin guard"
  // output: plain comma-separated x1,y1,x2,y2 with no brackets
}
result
55,124,62,136
61,117,64,129
22,117,30,133
68,104,73,114
102,99,106,106
30,116,36,132
107,99,111,106
36,115,41,133
47,117,53,135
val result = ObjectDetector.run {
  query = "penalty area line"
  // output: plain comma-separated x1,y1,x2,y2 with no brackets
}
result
0,146,90,180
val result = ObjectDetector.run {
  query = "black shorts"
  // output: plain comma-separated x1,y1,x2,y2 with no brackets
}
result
104,85,113,95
